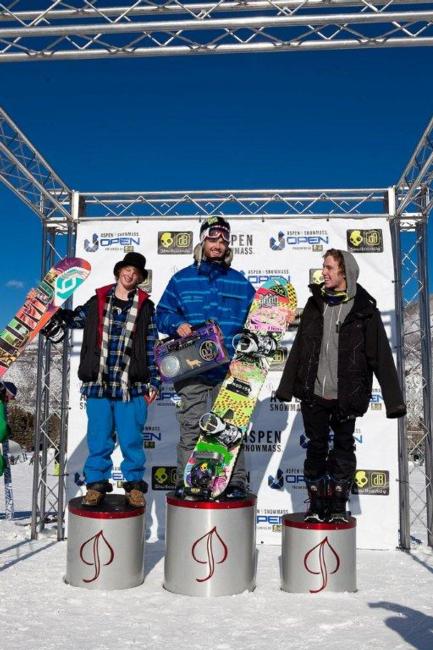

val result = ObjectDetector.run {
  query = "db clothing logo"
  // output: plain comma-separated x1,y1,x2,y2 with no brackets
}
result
270,347,288,371
346,229,383,253
152,466,177,490
158,231,193,254
352,469,389,495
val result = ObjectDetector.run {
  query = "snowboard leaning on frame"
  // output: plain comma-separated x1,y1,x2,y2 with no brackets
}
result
0,257,91,378
184,277,297,499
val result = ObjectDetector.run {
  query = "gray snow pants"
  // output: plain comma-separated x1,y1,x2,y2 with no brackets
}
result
174,377,247,487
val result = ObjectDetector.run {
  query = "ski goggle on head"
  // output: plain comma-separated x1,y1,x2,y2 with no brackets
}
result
200,226,231,244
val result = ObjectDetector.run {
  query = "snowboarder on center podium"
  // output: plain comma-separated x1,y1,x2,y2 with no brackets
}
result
43,252,160,508
276,248,406,523
156,217,255,499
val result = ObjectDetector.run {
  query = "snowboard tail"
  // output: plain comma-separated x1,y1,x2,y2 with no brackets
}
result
0,257,91,378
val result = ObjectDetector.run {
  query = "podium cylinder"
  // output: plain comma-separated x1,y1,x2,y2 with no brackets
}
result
164,493,257,597
65,495,145,590
281,513,357,594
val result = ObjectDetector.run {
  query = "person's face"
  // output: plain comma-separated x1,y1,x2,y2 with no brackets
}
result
322,255,346,291
118,265,142,291
202,235,228,261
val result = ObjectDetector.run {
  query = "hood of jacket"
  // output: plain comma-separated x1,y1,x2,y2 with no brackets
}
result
341,250,359,300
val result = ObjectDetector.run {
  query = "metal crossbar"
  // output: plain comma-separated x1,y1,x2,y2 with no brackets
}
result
0,1,432,61
78,188,391,219
0,107,71,221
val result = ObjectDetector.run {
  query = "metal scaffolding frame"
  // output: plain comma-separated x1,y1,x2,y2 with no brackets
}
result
0,104,431,548
0,1,432,62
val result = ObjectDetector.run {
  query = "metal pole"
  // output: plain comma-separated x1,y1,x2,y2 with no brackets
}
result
390,207,411,550
39,228,56,532
416,215,433,547
30,222,49,539
39,332,52,531
57,194,77,540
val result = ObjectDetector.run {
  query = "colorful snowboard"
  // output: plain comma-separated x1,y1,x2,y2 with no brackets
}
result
0,257,91,378
184,277,297,499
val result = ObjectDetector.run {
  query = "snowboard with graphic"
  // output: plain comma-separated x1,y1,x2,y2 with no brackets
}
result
184,277,297,499
0,257,91,378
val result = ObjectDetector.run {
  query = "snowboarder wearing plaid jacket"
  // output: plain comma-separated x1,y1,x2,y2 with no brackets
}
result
44,252,160,508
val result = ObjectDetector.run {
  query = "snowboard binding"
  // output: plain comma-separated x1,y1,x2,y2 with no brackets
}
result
233,331,278,357
41,312,67,343
199,412,243,448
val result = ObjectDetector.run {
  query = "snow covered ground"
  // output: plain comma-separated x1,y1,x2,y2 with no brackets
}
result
1,461,432,650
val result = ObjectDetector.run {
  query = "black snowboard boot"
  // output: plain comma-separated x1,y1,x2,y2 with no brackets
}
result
82,480,113,507
328,477,352,523
174,481,185,499
223,483,247,500
304,476,327,522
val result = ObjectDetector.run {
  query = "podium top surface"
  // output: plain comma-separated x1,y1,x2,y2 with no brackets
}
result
167,492,257,510
69,494,145,519
283,513,356,531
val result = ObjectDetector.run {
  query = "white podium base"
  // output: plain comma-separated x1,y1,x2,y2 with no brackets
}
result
164,493,257,597
281,513,357,593
65,495,146,590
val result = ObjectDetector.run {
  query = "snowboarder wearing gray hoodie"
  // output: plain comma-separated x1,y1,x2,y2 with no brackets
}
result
276,248,406,522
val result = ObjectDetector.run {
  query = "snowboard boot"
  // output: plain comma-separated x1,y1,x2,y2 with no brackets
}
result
223,483,247,500
123,480,148,508
174,481,185,499
82,480,113,507
304,476,327,523
328,477,352,523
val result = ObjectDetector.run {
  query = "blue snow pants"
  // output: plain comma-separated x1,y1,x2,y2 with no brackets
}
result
83,396,148,484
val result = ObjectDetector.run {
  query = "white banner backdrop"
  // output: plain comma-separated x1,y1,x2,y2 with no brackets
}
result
67,218,399,549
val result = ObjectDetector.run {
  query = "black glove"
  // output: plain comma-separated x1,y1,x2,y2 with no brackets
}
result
41,310,67,343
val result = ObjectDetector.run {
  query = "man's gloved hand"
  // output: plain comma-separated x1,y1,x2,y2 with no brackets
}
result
41,310,67,343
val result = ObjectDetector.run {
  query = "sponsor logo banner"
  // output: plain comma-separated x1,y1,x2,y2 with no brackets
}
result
309,268,323,284
84,231,141,253
369,389,383,411
244,429,282,453
152,466,177,490
230,233,255,255
143,426,162,449
352,469,389,495
270,230,329,252
270,347,288,372
241,270,292,287
158,231,193,254
268,391,301,412
347,229,383,253
267,467,305,490
256,508,288,533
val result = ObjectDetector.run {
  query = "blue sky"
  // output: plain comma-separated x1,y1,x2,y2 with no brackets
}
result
0,47,432,324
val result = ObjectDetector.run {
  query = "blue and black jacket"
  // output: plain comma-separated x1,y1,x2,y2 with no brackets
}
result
156,260,255,384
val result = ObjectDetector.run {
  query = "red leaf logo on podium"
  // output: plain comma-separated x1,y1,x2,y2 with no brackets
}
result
304,536,340,593
80,530,115,583
191,526,228,582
